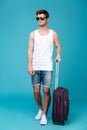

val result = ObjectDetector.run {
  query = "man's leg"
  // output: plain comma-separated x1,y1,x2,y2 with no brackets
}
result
33,86,43,120
33,86,43,110
40,71,52,125
43,87,51,115
40,87,50,125
32,71,43,120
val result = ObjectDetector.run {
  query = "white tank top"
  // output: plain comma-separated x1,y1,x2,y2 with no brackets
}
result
32,29,54,71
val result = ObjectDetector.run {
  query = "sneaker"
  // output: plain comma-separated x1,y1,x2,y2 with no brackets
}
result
35,109,43,120
40,114,47,125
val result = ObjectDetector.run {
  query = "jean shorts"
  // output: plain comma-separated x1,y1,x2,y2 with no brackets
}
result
31,71,53,88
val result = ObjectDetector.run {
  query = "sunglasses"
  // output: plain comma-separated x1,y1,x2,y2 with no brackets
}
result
36,17,47,21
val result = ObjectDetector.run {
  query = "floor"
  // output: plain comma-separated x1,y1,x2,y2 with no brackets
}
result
0,94,87,130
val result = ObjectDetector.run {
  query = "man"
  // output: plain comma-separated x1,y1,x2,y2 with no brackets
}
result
28,9,61,125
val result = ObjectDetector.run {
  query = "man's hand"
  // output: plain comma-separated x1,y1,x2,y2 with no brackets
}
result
28,66,34,75
55,55,61,62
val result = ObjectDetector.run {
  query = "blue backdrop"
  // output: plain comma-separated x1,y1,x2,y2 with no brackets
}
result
0,0,87,103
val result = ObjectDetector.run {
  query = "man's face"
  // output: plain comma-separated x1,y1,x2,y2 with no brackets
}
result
36,13,48,26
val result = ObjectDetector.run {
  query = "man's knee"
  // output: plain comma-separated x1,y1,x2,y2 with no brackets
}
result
34,86,40,94
43,88,50,95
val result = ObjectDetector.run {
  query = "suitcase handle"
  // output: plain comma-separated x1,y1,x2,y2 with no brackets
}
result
55,62,59,90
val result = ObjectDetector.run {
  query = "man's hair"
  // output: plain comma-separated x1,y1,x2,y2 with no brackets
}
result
36,9,49,18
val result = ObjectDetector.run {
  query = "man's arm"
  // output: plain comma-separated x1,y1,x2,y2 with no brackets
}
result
28,31,34,75
53,31,61,62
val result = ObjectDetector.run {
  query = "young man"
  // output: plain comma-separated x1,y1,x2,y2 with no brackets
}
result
28,9,61,125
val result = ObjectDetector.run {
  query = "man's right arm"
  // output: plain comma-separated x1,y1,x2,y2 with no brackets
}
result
28,32,34,75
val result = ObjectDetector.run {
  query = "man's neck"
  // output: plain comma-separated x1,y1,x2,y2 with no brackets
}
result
38,27,50,35
39,25,49,32
39,24,49,31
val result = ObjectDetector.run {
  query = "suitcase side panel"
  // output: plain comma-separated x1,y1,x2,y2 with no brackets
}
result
52,87,69,125
52,88,64,124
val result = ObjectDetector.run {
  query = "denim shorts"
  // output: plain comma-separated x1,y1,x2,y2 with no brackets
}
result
31,71,53,88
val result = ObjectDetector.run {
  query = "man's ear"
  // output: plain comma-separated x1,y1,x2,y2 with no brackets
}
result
47,18,49,22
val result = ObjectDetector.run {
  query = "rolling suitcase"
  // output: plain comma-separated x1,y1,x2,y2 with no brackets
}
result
52,62,69,125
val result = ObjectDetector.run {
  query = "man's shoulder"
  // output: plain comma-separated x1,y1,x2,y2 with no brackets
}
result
50,29,57,33
30,29,38,35
50,29,58,34
50,30,59,41
30,30,35,34
52,30,59,37
29,30,36,38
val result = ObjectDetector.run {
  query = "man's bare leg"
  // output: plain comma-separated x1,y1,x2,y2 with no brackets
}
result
43,87,51,115
33,86,43,120
40,87,51,125
33,86,43,110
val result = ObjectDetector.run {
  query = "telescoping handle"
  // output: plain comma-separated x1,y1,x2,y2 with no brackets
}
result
55,62,59,90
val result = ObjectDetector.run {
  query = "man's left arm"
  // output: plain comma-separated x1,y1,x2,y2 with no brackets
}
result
53,31,61,62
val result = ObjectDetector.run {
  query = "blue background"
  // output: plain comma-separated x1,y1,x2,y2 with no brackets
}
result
0,0,87,101
0,0,87,130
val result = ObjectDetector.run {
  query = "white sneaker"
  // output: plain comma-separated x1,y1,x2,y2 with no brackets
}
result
40,114,47,125
35,109,43,120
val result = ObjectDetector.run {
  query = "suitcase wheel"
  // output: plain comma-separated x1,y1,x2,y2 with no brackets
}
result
62,121,65,126
65,118,68,121
53,121,65,126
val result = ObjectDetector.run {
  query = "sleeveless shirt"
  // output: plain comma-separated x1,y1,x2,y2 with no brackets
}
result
32,29,54,71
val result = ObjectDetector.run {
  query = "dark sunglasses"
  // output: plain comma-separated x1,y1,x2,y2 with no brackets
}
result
36,17,47,21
